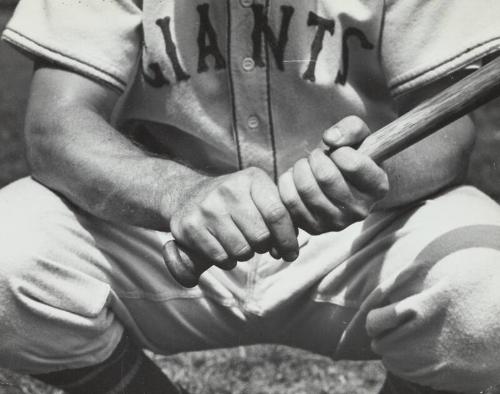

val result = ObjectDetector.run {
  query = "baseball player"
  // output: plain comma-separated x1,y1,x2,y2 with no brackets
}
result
2,0,500,393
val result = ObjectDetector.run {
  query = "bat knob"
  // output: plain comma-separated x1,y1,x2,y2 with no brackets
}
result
162,240,203,288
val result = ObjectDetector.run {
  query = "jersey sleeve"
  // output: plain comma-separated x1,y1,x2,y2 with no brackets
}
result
381,0,500,97
1,0,142,92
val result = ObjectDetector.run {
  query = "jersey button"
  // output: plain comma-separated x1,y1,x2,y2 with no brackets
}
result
247,115,260,129
240,0,253,7
242,57,255,72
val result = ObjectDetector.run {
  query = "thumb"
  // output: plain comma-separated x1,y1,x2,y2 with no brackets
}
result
322,116,371,149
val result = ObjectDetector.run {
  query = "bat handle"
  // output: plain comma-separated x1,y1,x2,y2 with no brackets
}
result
163,56,500,287
162,240,208,288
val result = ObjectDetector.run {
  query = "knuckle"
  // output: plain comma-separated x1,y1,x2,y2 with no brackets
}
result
349,158,364,174
336,149,364,174
374,174,390,197
217,182,238,200
295,180,318,198
199,200,218,218
281,194,301,213
314,166,339,187
310,150,338,186
280,192,296,206
265,203,288,224
181,214,202,233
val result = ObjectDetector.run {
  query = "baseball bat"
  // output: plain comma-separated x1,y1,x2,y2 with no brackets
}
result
163,56,500,288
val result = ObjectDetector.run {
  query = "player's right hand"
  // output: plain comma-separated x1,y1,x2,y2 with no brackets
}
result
278,116,389,235
168,167,299,272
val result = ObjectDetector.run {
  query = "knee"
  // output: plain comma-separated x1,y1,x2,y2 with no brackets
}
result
0,178,100,302
0,179,121,374
0,179,67,299
0,178,61,278
368,248,500,392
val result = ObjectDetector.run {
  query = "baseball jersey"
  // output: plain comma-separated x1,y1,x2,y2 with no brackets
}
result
3,0,500,179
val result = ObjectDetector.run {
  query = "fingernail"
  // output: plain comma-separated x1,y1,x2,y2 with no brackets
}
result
325,127,342,144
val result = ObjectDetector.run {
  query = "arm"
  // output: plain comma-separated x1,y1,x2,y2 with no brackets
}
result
26,64,207,231
26,64,299,267
278,72,477,234
375,75,476,209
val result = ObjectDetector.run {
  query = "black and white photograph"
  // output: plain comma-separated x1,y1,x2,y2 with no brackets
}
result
1,1,500,393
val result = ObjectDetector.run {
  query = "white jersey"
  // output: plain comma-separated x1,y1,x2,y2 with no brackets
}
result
3,0,500,178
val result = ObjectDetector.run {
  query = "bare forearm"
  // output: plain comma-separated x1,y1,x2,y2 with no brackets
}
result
375,116,475,209
27,105,208,230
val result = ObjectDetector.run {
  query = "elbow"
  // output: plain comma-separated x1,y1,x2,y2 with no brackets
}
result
24,100,56,185
24,110,56,185
23,100,79,190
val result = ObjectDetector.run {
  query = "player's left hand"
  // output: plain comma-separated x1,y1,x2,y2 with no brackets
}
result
278,116,389,235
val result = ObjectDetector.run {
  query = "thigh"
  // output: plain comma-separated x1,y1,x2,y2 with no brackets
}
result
0,178,250,372
253,186,500,359
366,247,500,392
320,186,500,391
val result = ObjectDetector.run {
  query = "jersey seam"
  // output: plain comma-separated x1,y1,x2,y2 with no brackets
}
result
116,291,241,308
2,27,128,91
264,0,278,182
226,0,243,170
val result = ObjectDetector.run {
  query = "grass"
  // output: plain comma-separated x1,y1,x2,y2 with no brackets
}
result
0,347,386,394
1,6,500,394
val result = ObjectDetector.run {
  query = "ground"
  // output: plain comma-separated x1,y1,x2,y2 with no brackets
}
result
1,5,500,394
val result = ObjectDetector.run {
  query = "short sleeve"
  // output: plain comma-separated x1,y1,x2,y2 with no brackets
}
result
1,0,142,92
381,0,500,96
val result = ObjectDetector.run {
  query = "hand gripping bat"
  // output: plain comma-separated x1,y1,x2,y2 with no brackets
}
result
163,56,500,288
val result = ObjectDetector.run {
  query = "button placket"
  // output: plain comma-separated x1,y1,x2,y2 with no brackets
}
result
227,0,275,175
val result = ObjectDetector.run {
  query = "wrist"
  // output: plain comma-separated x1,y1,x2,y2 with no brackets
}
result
157,169,212,227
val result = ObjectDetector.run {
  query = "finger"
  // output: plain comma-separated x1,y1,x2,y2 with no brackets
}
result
308,148,355,204
330,147,389,198
270,247,281,260
278,168,323,234
178,246,213,281
250,175,299,261
322,116,371,149
208,217,254,262
293,158,344,231
178,223,236,270
309,148,379,221
229,201,273,254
